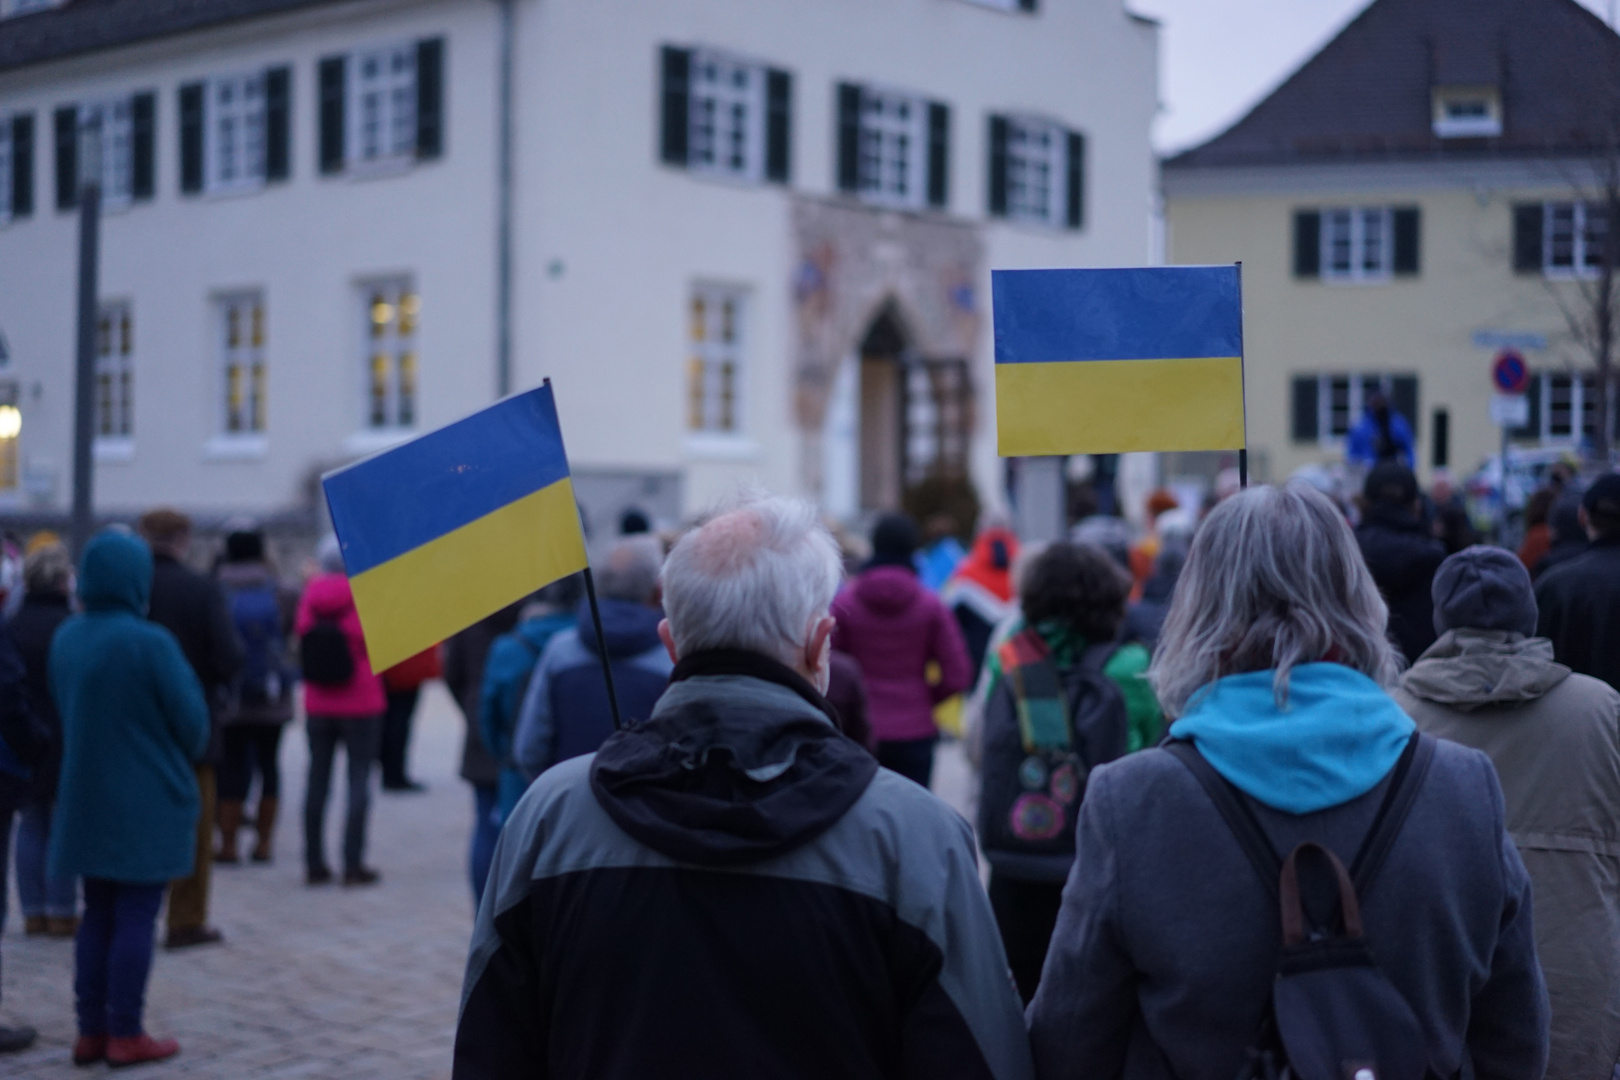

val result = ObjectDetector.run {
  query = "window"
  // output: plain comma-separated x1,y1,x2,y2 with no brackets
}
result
0,112,32,223
687,285,745,433
1289,373,1418,444
95,301,134,440
85,100,132,206
1545,202,1606,276
211,75,264,190
1293,207,1419,279
1544,373,1600,441
363,281,417,430
659,47,790,185
180,68,288,195
836,83,948,210
218,293,266,435
1432,87,1502,138
318,39,443,175
988,114,1083,229
54,94,153,210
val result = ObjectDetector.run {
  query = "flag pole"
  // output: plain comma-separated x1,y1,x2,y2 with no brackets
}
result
581,565,623,731
1235,260,1249,489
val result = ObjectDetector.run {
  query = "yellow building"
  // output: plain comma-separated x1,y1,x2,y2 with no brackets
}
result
1162,0,1620,485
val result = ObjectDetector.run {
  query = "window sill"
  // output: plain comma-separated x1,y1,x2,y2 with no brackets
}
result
203,435,268,460
343,428,416,457
684,432,759,461
93,438,134,463
202,180,267,200
343,157,416,182
991,213,1074,235
1320,274,1394,286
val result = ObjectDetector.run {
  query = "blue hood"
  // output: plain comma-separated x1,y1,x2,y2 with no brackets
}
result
576,598,663,660
77,530,152,615
1168,663,1414,815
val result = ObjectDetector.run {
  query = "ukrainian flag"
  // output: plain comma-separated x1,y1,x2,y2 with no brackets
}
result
992,265,1245,456
322,383,588,672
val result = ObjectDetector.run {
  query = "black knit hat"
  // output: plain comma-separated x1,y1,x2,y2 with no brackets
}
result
1364,461,1419,507
1431,546,1537,637
869,513,919,569
224,530,264,563
1583,473,1620,529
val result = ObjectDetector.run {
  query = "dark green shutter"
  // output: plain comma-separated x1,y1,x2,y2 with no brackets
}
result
318,56,346,174
415,38,443,160
836,83,861,194
987,115,1008,216
926,101,949,209
1293,210,1320,277
1291,376,1319,441
10,114,32,217
659,47,690,166
54,106,77,210
131,92,155,199
765,67,791,184
1511,374,1543,440
1018,0,1037,9
265,67,291,181
1065,130,1085,229
1513,203,1543,273
178,83,204,194
1431,408,1449,469
1390,375,1419,437
1392,206,1420,275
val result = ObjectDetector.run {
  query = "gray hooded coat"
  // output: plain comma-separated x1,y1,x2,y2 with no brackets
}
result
1398,629,1620,1080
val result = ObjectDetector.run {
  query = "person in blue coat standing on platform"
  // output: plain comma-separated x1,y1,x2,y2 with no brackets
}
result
49,530,209,1070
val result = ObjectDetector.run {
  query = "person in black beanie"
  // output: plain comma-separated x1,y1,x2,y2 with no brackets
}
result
1355,462,1446,664
1537,473,1620,693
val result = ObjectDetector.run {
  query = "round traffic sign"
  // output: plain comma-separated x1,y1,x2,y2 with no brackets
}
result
1493,350,1529,394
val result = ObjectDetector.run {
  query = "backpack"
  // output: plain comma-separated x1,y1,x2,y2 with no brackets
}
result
977,629,1129,870
1165,733,1437,1080
300,617,355,688
227,582,286,707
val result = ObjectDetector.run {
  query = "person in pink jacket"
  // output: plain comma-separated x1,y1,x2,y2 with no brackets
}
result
294,536,386,887
831,514,972,788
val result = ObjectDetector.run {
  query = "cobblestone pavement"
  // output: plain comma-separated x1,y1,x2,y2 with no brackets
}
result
1,687,980,1078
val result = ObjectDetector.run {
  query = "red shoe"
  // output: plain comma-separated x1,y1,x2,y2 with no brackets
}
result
72,1035,107,1065
106,1034,179,1068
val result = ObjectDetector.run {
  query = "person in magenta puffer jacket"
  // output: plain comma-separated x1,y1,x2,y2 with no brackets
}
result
831,514,972,788
294,536,386,887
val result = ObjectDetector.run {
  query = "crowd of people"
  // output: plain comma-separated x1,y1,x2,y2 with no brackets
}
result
1,457,1618,1075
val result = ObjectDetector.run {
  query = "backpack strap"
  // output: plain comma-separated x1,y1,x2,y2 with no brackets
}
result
1348,732,1434,895
1163,740,1282,896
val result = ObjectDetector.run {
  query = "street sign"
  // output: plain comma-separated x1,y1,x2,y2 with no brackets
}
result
1492,349,1530,394
1491,393,1530,427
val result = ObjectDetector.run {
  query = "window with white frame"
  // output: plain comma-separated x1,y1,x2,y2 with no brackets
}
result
858,89,927,208
688,51,765,180
95,301,134,439
1540,372,1600,440
351,44,416,165
687,285,745,433
1005,117,1063,226
363,280,418,430
210,75,265,192
1544,202,1607,276
80,100,133,206
218,293,266,435
1321,207,1392,281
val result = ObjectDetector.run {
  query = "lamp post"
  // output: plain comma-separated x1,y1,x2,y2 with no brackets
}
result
69,114,100,557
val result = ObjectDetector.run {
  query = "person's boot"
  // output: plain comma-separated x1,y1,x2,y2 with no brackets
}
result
71,1034,106,1065
0,1025,36,1053
106,1033,179,1068
214,799,245,864
251,797,278,863
23,915,47,936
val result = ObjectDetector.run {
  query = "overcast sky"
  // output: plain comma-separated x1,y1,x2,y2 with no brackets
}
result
1135,0,1619,155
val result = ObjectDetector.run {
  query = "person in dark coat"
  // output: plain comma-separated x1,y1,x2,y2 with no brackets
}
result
1533,493,1588,581
0,624,39,1054
1536,473,1620,694
1027,482,1547,1079
444,601,522,907
137,509,243,950
1355,462,1447,664
1120,542,1186,652
51,530,211,1068
9,539,77,937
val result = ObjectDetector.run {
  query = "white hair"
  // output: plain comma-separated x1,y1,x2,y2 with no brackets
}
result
1148,481,1399,718
594,535,663,603
661,494,843,666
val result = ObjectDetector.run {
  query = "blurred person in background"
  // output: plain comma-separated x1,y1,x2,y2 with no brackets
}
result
0,622,40,1053
51,531,210,1067
443,602,522,908
513,538,670,780
1427,474,1478,555
137,509,243,951
378,645,440,793
941,520,1020,676
832,514,972,788
480,576,581,827
214,530,297,865
975,541,1160,1002
1069,515,1134,574
1537,474,1620,695
1121,539,1189,653
10,540,77,936
915,513,967,593
1534,493,1588,581
1518,486,1558,570
296,535,386,887
1346,389,1415,469
1397,546,1620,1079
1127,489,1179,594
1355,462,1446,664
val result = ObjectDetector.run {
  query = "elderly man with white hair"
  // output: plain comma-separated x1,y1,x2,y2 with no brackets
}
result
455,495,1033,1080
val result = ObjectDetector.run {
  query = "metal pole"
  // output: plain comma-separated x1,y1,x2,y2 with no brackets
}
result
69,175,101,558
494,0,515,399
1235,261,1249,488
581,566,623,730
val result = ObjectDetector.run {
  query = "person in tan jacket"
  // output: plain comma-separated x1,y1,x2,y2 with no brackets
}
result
1396,545,1620,1080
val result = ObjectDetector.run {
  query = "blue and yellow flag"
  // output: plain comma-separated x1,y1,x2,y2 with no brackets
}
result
992,265,1245,456
322,383,589,672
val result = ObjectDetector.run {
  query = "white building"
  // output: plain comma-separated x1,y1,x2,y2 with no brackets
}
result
0,0,1158,532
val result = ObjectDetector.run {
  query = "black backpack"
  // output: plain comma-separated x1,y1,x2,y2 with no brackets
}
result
1165,733,1437,1080
978,637,1130,867
299,617,355,688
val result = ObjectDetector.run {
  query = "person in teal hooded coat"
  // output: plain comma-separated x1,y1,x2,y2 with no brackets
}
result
48,529,209,1068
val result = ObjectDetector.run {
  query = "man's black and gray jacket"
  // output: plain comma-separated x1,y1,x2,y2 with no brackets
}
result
453,650,1033,1080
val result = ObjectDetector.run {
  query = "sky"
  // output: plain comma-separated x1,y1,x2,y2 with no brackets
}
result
1135,0,1619,155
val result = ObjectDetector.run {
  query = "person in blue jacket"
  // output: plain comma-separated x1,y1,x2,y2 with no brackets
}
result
1346,391,1415,469
49,530,209,1069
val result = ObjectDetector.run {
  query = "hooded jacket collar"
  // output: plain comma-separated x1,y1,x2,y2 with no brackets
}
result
576,598,662,659
1169,663,1415,815
1401,629,1570,712
590,649,878,866
76,531,152,616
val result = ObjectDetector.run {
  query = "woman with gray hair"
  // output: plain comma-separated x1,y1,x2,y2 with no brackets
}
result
1027,482,1548,1079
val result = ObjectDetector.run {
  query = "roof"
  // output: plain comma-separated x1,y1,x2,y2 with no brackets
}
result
1164,0,1620,170
0,0,346,74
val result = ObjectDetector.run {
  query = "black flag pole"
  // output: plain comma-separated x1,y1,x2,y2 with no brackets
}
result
1235,260,1249,489
581,566,623,731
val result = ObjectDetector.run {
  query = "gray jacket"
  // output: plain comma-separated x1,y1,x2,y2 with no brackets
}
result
1398,629,1620,1080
